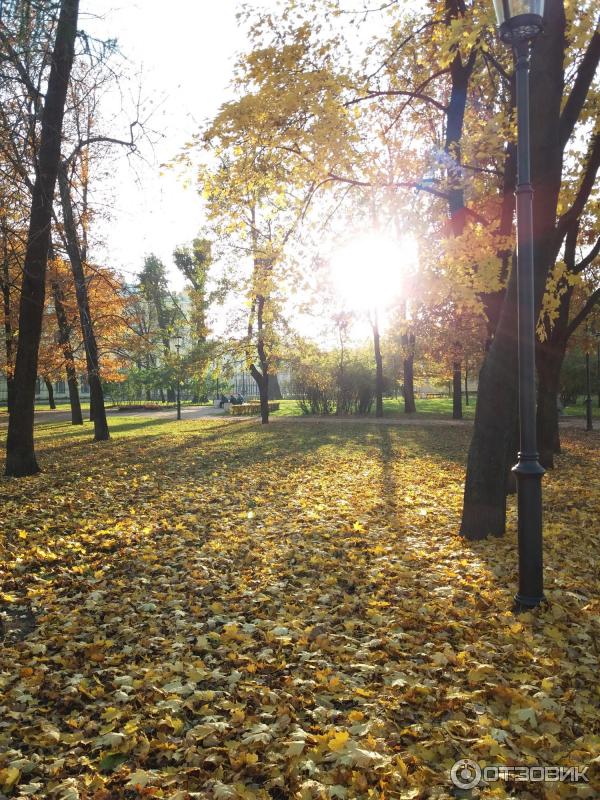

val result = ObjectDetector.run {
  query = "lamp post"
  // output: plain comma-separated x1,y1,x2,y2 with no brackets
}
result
585,327,598,431
585,348,593,431
492,0,545,610
175,334,182,421
597,339,600,409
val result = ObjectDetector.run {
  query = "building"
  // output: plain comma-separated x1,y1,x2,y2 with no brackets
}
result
0,374,91,407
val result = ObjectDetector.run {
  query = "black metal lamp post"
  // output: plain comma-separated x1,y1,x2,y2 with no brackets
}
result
597,339,600,409
584,327,598,431
585,347,593,431
492,0,545,610
175,334,182,421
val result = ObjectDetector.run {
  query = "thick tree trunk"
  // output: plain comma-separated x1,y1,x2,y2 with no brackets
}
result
248,284,271,425
452,360,462,420
1,230,15,414
403,353,416,413
250,365,269,424
460,0,566,537
373,315,384,418
51,275,83,425
57,163,109,442
5,0,80,476
44,378,56,409
461,270,519,539
66,372,82,424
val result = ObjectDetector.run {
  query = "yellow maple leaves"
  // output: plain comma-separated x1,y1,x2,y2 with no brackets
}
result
0,416,599,797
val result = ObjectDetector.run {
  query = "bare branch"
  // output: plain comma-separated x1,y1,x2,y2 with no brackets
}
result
559,29,600,149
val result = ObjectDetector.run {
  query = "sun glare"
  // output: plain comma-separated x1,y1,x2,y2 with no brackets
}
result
330,233,418,311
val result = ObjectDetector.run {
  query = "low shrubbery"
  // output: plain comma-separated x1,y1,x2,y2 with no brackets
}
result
293,351,377,416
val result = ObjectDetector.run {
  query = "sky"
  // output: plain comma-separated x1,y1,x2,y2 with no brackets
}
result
81,0,253,290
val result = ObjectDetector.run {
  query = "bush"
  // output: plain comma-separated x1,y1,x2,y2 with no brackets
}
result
560,349,590,407
336,362,375,415
295,362,336,415
292,352,375,416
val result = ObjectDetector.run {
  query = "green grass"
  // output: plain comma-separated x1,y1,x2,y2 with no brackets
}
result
270,398,305,417
269,396,477,419
379,395,476,418
561,397,600,417
2,394,598,422
245,395,600,420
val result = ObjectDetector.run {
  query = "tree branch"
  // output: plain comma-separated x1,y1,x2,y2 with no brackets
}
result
63,124,139,165
567,285,600,339
574,235,600,274
556,132,600,236
559,29,600,149
0,25,44,105
345,88,448,112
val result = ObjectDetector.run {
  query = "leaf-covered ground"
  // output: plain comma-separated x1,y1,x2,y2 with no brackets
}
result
0,418,599,800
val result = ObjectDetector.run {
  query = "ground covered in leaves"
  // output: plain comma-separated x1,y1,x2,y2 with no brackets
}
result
0,417,599,800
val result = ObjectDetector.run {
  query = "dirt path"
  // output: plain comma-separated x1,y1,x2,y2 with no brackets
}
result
0,405,592,429
0,404,227,427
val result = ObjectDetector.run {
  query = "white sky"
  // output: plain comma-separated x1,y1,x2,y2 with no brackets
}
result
81,0,254,290
77,0,420,349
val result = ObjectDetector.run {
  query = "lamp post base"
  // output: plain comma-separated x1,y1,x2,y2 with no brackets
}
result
513,593,546,613
513,457,545,610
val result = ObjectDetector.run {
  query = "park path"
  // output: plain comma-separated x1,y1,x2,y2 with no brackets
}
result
3,404,590,429
0,404,227,427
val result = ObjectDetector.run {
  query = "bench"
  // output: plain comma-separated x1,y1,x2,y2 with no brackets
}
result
229,402,280,416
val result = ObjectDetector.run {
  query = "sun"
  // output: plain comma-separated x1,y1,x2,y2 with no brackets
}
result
329,232,418,311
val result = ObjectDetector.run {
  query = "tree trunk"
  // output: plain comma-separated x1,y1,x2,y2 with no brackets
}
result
403,353,416,413
57,162,109,441
44,378,56,409
51,275,83,425
268,373,283,400
460,0,566,538
1,229,15,414
373,314,384,418
250,365,269,424
597,344,600,408
452,360,462,419
66,372,82,424
5,0,80,477
464,364,470,406
461,269,519,539
249,286,271,425
537,338,565,468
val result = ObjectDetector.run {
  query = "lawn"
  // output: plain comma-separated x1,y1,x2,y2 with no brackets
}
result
0,418,599,798
274,395,600,420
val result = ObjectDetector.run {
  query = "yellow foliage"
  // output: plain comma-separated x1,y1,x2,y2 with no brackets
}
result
0,418,599,797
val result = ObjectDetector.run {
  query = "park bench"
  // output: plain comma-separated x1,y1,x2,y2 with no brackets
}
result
229,402,280,416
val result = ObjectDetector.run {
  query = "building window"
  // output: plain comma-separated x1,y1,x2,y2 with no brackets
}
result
56,380,66,394
35,378,41,394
